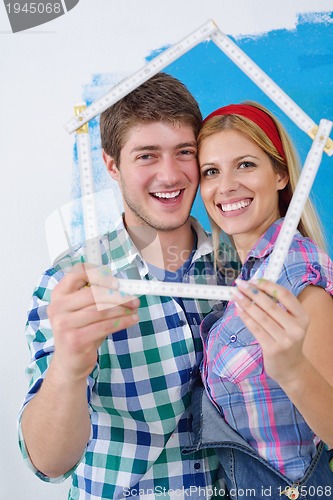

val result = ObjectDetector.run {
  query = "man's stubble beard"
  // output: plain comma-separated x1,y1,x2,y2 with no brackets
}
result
121,182,195,232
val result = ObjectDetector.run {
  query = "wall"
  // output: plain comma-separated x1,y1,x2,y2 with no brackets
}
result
1,1,332,498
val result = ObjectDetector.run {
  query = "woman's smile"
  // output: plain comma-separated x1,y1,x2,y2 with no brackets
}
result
199,128,288,256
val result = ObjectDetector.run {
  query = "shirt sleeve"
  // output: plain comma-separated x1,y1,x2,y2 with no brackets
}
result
17,268,95,482
277,238,333,298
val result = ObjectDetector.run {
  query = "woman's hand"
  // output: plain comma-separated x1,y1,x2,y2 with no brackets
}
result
231,279,310,384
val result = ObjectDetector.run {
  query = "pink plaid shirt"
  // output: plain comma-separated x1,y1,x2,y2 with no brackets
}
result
201,219,333,480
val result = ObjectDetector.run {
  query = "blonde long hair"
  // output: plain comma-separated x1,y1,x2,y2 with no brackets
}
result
198,101,327,261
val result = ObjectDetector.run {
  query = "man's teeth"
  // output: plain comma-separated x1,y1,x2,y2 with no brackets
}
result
221,200,251,212
153,191,181,199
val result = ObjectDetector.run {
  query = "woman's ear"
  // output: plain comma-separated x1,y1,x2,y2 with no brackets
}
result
102,150,120,181
277,171,289,191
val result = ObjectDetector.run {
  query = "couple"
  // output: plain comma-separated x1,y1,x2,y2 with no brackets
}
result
19,73,333,499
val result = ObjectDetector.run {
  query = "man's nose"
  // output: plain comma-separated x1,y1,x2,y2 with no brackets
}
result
156,156,182,184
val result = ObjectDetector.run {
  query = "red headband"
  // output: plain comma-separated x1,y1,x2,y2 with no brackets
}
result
203,104,286,160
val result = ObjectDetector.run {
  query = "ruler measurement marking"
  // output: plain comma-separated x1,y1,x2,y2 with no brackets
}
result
65,20,218,134
65,22,333,156
263,119,333,283
75,105,103,267
70,22,332,301
211,31,314,134
211,29,333,155
117,280,234,301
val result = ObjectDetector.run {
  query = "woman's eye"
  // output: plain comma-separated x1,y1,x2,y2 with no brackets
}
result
238,161,256,169
201,167,219,177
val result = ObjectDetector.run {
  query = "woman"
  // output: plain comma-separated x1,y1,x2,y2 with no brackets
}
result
194,103,333,499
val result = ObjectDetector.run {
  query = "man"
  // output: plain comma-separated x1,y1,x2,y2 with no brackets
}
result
19,73,231,499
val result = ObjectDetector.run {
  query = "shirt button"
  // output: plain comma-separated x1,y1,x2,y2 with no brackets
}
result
178,320,186,327
230,334,237,343
194,462,201,470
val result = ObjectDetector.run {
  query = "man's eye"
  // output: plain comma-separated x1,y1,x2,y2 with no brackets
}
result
179,149,196,157
137,154,153,160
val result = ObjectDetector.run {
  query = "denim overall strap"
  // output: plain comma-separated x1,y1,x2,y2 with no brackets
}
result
183,382,333,500
183,380,258,452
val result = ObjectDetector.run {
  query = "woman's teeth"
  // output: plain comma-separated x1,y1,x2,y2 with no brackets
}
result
221,199,251,212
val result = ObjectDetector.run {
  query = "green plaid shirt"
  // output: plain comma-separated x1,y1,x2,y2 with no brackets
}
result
19,218,231,499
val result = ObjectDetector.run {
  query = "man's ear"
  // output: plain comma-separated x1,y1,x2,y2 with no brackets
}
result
102,150,120,181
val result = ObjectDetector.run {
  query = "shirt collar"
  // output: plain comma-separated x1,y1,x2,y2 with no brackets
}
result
189,217,214,261
103,216,144,276
245,217,286,262
104,216,213,278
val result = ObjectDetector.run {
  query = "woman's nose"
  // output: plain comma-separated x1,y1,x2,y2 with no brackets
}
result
217,171,239,194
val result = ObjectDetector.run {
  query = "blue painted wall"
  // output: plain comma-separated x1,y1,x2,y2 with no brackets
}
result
74,11,333,256
164,12,333,255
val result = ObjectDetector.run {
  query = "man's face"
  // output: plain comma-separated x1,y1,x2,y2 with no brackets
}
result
105,121,199,232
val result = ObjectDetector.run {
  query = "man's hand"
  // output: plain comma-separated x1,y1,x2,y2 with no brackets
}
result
48,263,140,382
21,263,140,477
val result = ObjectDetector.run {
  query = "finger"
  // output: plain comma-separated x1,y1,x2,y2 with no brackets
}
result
235,279,305,332
90,285,140,311
85,264,120,290
51,276,140,313
53,263,90,296
234,280,289,327
50,305,138,336
232,284,307,348
55,263,120,296
231,287,285,341
54,302,139,330
236,306,277,349
78,310,140,341
250,279,305,319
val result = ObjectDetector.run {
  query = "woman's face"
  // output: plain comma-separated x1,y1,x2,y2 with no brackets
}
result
199,128,288,255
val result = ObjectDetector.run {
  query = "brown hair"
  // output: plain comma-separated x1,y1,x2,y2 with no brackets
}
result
100,72,202,166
